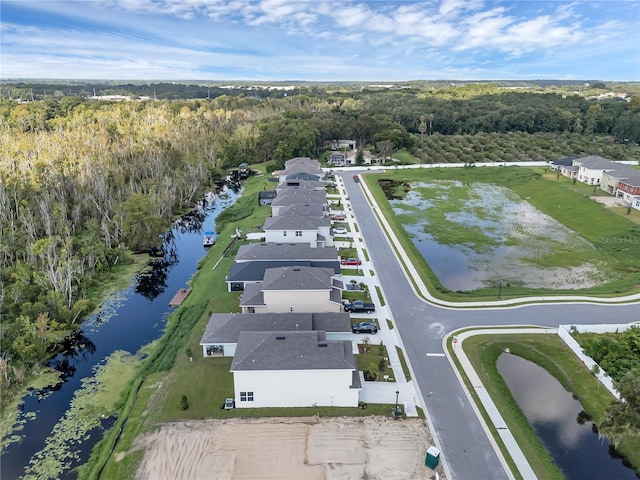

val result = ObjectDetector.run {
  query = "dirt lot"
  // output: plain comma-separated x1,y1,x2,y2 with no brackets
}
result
134,416,443,480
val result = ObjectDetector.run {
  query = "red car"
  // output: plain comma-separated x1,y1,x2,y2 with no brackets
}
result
341,257,362,266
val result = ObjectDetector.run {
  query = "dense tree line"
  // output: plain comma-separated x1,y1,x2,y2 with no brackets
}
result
577,327,640,448
1,84,639,409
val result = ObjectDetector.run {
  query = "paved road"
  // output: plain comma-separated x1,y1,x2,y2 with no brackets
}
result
338,171,640,480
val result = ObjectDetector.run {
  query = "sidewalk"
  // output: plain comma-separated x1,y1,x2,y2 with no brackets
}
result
446,328,557,480
334,175,420,418
355,171,640,308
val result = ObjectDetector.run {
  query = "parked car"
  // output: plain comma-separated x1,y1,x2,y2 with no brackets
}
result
341,257,361,266
352,322,378,334
344,300,376,313
333,227,348,235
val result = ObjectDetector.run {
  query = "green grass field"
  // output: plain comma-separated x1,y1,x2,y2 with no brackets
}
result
363,167,640,301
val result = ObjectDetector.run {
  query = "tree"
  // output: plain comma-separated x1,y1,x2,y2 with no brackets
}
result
355,149,365,166
376,140,394,163
123,194,165,252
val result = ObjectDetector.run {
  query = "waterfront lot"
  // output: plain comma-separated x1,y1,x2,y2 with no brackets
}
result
133,416,439,480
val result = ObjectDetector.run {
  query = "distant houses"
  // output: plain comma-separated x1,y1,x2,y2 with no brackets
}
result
553,155,640,211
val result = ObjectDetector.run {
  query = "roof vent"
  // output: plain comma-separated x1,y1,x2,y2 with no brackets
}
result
276,335,286,340
318,343,328,347
293,268,301,271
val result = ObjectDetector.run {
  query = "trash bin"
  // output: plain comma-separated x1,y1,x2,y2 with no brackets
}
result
425,446,440,469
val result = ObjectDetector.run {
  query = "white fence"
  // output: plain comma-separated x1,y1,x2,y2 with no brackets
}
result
557,323,640,400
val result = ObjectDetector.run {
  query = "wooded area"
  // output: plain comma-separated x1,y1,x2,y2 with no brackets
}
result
576,327,640,448
1,82,639,409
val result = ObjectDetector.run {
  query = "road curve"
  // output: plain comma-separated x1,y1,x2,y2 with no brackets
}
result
338,170,639,480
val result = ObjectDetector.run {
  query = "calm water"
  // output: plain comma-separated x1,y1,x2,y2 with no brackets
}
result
1,189,238,480
497,353,639,480
390,182,608,291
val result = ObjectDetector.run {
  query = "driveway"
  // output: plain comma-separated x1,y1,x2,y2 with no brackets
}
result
337,170,640,480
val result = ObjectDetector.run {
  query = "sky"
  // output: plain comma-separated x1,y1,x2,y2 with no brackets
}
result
1,0,639,81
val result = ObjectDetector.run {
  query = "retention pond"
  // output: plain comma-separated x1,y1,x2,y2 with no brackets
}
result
497,353,638,480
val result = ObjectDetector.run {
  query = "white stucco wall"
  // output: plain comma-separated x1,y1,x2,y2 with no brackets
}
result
262,289,341,313
264,230,317,246
233,368,359,408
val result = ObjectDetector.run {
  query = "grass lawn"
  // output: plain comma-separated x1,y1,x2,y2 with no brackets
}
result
363,167,640,302
455,333,640,479
355,342,395,381
94,170,399,478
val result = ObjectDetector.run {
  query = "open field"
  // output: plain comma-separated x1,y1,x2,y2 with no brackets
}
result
132,416,442,480
364,166,640,301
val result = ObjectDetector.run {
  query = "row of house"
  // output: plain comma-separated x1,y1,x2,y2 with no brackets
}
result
551,156,640,210
201,157,362,409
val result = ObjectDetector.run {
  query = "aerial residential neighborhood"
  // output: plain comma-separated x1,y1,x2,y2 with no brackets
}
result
206,157,389,410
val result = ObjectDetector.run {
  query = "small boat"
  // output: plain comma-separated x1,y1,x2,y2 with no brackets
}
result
203,231,217,247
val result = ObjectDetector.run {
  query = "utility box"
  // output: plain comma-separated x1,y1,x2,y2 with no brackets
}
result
425,446,440,469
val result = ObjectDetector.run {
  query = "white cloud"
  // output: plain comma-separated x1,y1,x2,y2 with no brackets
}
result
1,0,638,80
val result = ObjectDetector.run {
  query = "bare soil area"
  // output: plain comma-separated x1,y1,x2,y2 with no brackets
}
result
134,416,442,480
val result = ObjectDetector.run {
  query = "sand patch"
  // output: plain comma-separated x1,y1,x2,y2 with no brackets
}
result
134,416,442,480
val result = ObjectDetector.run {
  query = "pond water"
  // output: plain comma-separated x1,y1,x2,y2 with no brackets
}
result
390,181,611,291
497,353,638,480
1,188,238,480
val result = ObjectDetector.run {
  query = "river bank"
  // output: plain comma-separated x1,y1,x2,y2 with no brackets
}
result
0,188,238,479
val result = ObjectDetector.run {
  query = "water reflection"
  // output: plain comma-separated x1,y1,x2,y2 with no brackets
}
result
497,353,638,480
390,181,611,291
135,234,179,301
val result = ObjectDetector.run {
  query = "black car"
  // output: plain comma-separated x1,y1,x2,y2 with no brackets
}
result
352,322,378,334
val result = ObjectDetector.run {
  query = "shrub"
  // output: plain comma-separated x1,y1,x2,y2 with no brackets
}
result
181,394,189,410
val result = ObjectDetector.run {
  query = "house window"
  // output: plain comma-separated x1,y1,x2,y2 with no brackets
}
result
295,230,302,237
240,391,254,402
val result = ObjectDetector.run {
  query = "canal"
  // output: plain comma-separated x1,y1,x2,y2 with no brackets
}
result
1,188,238,480
497,353,638,480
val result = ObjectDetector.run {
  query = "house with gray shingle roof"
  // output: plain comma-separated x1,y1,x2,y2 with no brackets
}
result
616,171,640,205
239,265,343,313
227,243,340,291
199,312,351,357
270,192,328,215
262,215,333,247
231,330,361,408
276,179,327,193
226,259,341,292
573,156,618,185
235,243,339,263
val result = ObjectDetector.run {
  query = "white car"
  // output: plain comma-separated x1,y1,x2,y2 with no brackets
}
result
333,227,348,235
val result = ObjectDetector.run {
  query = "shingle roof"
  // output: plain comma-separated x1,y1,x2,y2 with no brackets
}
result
277,180,326,192
235,243,339,262
199,312,351,345
618,171,640,187
277,204,326,217
261,266,334,291
603,164,637,180
573,156,617,170
271,193,327,207
231,331,356,371
226,259,341,282
239,283,265,307
263,215,330,231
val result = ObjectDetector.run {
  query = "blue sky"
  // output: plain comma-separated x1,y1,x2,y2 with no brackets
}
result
1,0,639,81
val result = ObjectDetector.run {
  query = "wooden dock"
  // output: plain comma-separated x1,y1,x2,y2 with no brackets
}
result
169,288,192,306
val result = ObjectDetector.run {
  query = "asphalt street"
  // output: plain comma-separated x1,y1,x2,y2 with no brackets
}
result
338,170,640,480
